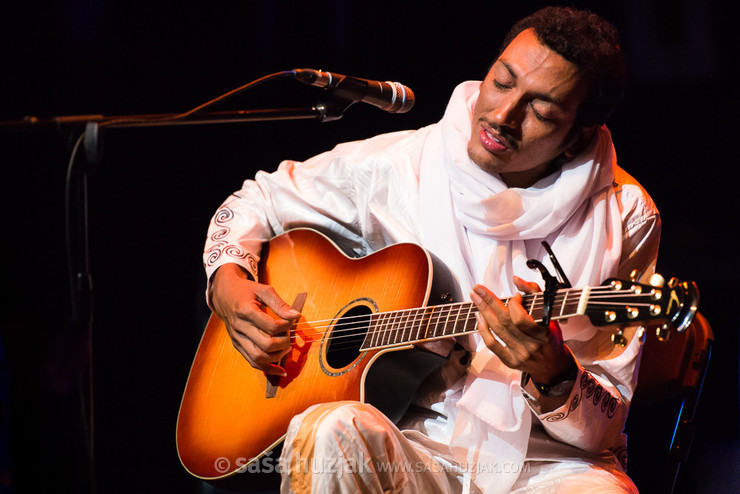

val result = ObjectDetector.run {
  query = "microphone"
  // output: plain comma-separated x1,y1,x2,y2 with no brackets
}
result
292,68,415,114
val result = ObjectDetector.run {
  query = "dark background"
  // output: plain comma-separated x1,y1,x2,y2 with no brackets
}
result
0,1,736,493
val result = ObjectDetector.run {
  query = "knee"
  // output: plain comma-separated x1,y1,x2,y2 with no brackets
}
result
288,401,392,451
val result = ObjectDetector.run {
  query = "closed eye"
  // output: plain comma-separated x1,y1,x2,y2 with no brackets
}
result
530,103,550,122
493,79,511,90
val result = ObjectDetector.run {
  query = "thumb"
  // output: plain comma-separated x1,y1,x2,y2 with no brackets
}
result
255,285,301,320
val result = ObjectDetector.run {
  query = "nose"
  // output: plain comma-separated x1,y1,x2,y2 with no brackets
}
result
491,94,521,129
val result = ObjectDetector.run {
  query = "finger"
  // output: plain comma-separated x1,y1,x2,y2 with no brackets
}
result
475,311,510,358
234,299,296,337
513,275,542,294
470,286,521,348
231,330,289,377
471,285,510,321
471,286,541,362
254,284,301,321
230,319,291,355
505,293,538,327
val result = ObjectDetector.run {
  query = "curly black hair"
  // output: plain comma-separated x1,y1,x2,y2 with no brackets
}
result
500,6,627,130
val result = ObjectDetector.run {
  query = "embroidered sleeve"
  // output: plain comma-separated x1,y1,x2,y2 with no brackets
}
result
522,331,640,468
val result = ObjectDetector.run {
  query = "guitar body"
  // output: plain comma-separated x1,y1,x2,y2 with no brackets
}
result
176,229,461,482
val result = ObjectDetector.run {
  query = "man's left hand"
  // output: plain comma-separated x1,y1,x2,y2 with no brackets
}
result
470,276,576,385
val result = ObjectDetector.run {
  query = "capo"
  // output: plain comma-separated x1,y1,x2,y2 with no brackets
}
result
526,241,571,327
541,241,572,289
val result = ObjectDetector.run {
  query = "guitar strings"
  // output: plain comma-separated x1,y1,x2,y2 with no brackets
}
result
286,286,658,334
287,288,661,340
281,287,666,350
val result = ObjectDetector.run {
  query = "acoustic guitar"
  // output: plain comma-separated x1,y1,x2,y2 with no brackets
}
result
176,228,698,484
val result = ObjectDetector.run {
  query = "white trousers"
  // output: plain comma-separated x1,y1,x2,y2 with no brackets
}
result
279,401,638,494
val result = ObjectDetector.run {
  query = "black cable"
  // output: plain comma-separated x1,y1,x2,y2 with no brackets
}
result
97,70,298,129
64,128,97,493
64,130,87,318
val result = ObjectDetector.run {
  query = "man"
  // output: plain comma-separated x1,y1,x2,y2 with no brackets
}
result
204,6,659,493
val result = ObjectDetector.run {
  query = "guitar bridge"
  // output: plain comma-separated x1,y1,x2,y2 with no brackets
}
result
265,292,307,399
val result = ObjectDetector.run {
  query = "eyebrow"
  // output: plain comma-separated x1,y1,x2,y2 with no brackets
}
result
498,59,566,107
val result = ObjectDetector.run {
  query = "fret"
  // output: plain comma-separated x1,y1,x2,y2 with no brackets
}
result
418,308,429,339
431,306,443,338
422,307,434,338
379,312,391,346
452,304,470,334
436,305,449,338
442,304,453,339
453,303,466,336
422,306,434,340
399,309,411,346
409,306,424,341
435,305,449,339
576,288,590,316
406,309,419,343
396,309,410,345
373,312,387,348
405,308,421,345
366,313,378,349
465,303,476,333
379,312,388,347
379,310,394,347
569,289,584,316
559,290,568,317
388,310,404,346
433,306,445,338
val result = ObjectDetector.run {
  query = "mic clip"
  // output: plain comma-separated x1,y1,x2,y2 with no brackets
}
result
314,98,356,122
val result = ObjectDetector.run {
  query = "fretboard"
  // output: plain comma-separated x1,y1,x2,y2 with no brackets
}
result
360,287,587,351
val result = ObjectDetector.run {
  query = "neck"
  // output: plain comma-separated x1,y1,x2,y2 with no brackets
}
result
360,287,586,351
499,162,553,188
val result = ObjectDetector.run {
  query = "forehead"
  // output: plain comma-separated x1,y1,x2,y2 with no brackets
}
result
495,28,588,108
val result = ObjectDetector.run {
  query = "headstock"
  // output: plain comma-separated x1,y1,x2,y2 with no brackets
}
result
584,274,699,333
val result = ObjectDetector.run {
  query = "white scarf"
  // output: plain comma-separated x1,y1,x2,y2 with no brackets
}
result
418,82,623,492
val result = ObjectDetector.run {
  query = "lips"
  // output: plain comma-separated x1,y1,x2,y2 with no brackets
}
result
479,124,512,154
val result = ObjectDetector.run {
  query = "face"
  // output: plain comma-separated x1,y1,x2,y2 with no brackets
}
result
467,28,592,188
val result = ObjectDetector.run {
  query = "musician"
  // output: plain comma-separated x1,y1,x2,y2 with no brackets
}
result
204,6,660,493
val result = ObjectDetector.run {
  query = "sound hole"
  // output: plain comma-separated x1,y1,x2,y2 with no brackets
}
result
326,305,372,369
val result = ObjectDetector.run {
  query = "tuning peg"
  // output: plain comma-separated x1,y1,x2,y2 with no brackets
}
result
667,277,679,288
655,323,673,341
648,273,666,287
629,269,639,282
611,329,628,347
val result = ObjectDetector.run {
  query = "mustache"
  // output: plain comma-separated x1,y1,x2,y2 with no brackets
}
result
488,123,518,150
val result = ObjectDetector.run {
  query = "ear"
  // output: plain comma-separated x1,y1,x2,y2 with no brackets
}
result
563,125,599,160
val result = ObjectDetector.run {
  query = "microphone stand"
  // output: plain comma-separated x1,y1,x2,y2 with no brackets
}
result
1,91,357,494
0,101,349,131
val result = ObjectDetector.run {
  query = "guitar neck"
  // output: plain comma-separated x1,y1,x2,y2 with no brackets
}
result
361,287,587,351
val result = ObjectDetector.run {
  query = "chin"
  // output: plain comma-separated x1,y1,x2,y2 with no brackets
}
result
467,145,501,176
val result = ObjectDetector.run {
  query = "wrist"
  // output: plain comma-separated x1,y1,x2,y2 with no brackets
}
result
214,262,254,283
524,362,578,398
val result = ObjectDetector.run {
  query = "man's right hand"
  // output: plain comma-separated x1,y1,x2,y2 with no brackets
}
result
210,263,300,376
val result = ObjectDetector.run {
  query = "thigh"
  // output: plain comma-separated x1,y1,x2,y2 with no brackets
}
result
509,460,638,494
280,401,458,494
